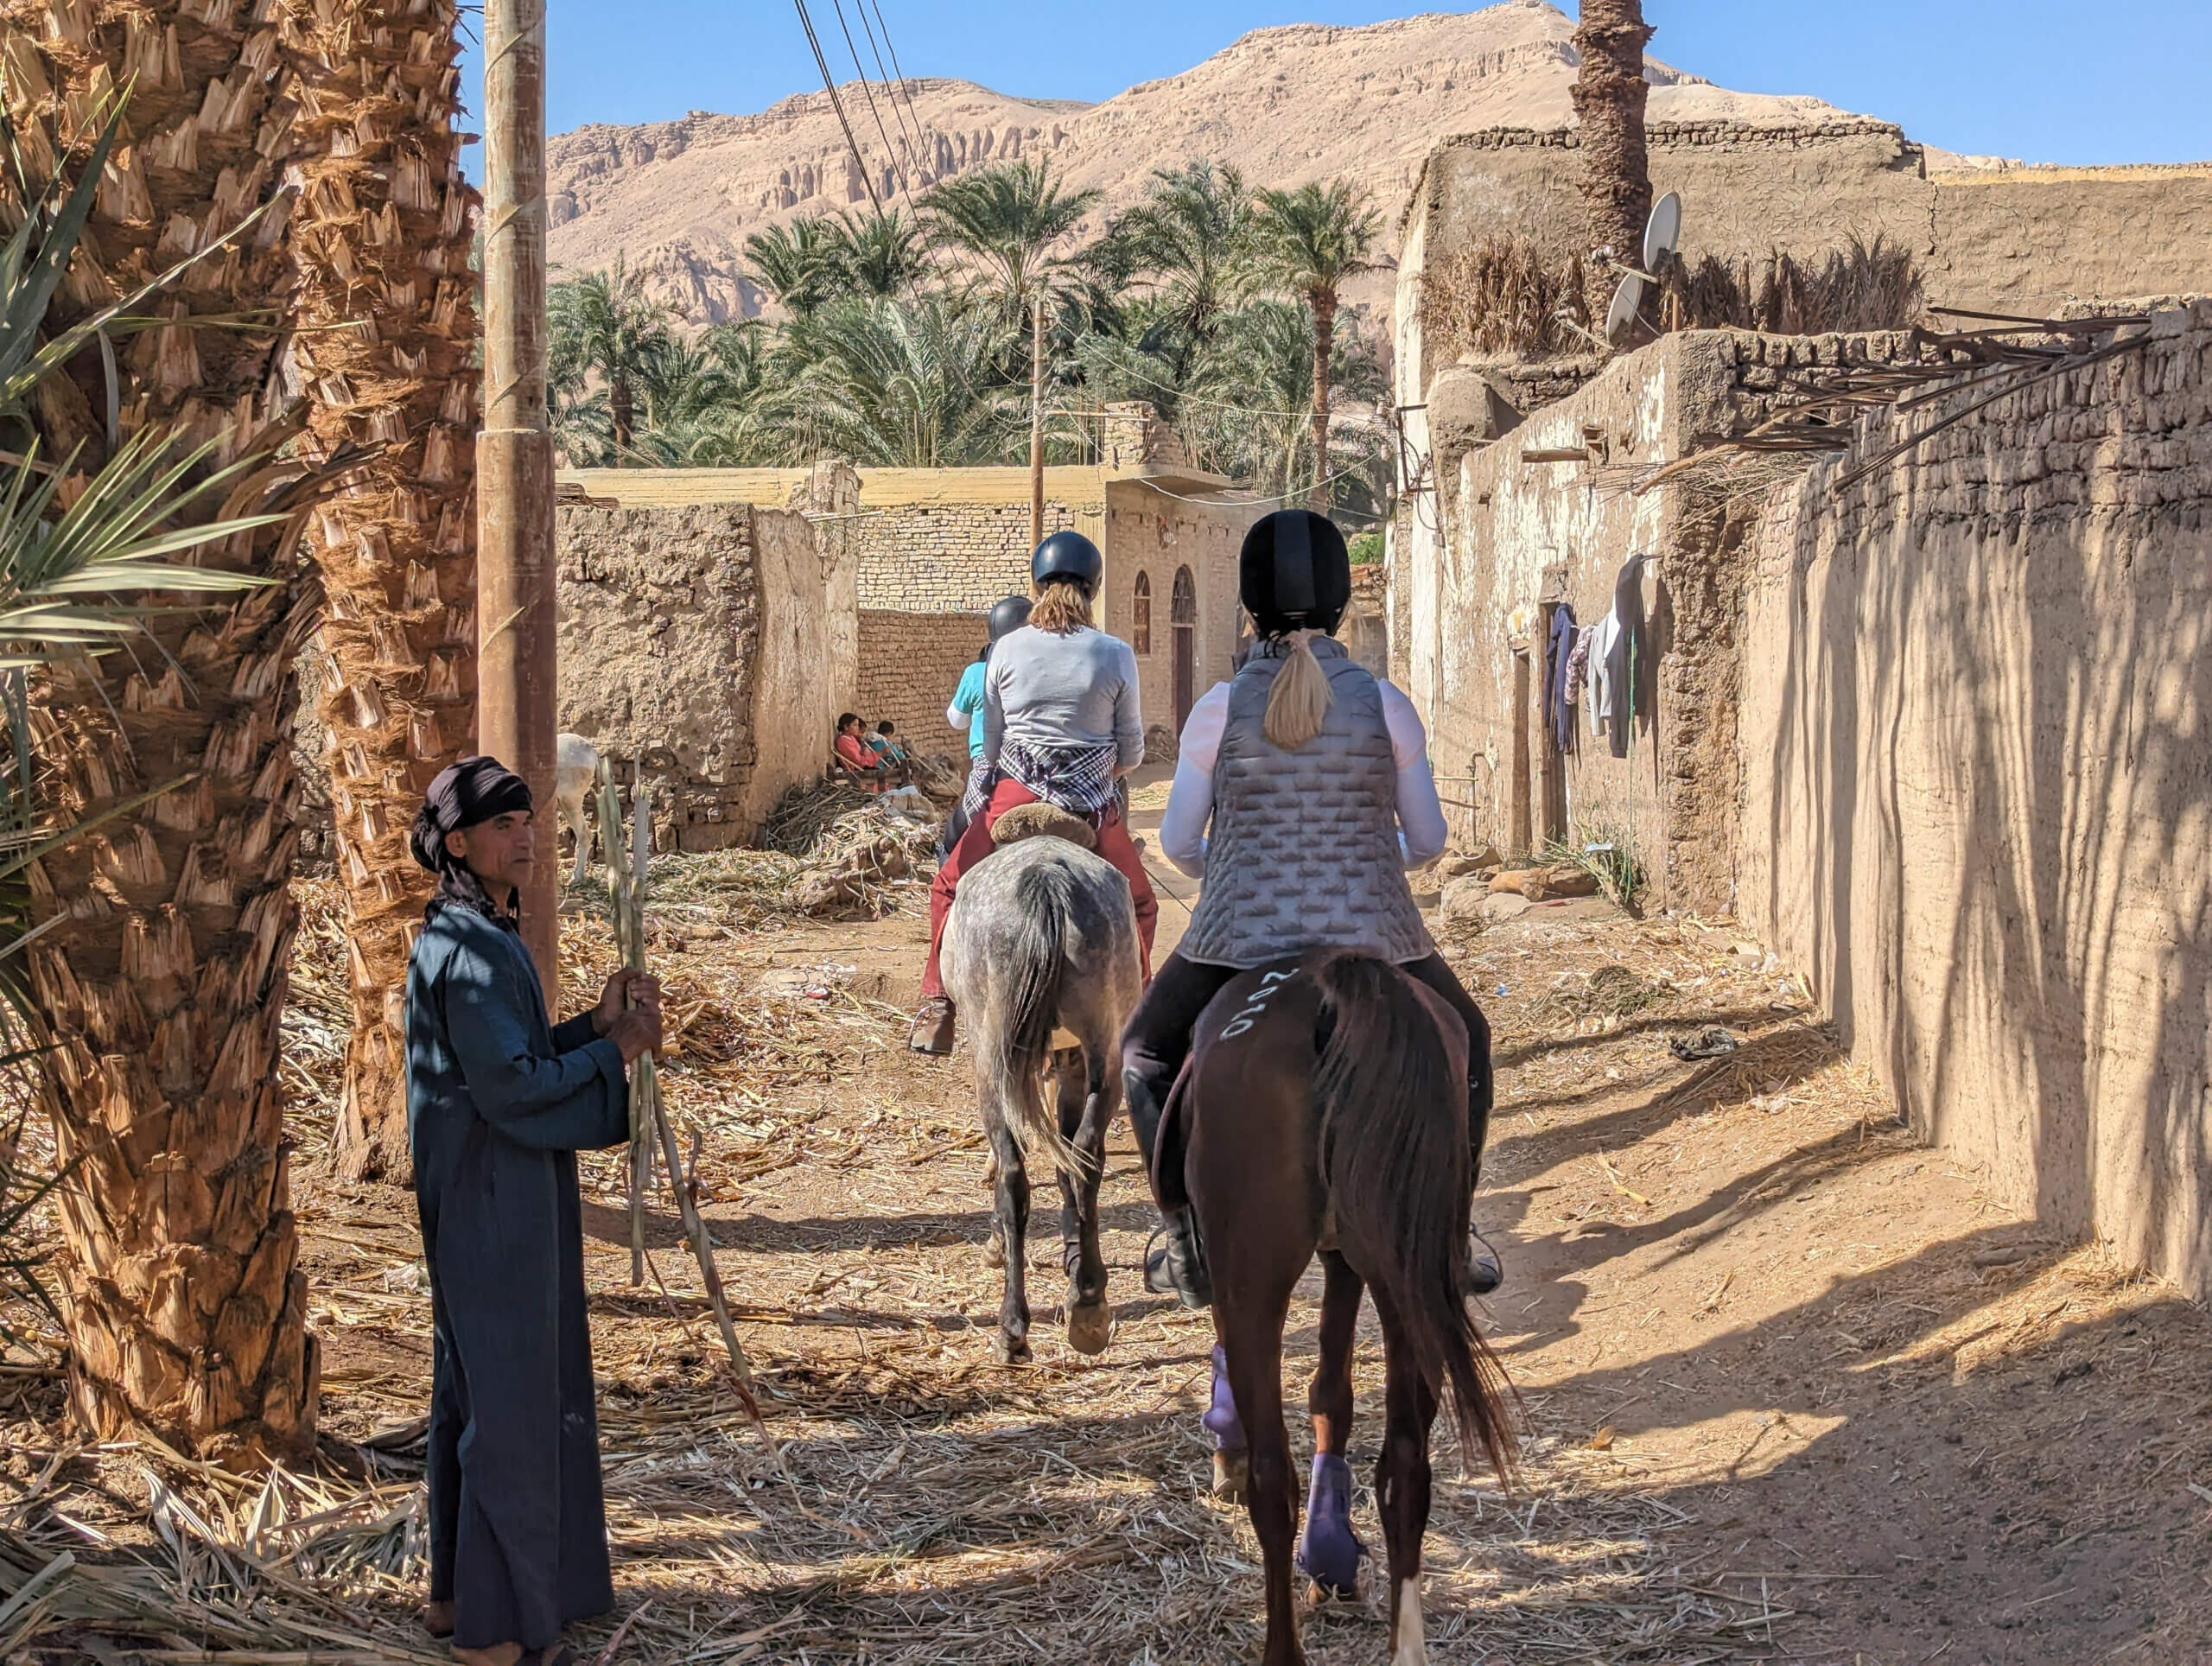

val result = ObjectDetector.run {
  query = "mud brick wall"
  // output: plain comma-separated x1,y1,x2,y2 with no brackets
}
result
1738,302,2212,1297
556,501,855,849
850,501,1084,612
855,611,985,759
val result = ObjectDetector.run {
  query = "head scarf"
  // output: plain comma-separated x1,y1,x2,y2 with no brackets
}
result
410,755,533,923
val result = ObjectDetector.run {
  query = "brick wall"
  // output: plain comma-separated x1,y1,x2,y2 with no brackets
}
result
855,610,985,760
851,501,1084,612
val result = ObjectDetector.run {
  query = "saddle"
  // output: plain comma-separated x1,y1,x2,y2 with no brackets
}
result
988,801,1097,850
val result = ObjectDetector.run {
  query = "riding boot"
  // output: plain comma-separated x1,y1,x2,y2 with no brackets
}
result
1124,1068,1211,1310
1466,1088,1503,1295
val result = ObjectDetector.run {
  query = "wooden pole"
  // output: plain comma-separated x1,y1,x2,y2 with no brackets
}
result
1029,292,1046,550
1509,646,1533,857
478,0,559,993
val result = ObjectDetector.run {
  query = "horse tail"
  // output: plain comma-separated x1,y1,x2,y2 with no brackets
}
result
1311,953,1518,1485
981,859,1084,1175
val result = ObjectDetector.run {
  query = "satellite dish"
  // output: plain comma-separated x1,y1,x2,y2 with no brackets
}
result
1643,190,1682,273
1604,273,1643,344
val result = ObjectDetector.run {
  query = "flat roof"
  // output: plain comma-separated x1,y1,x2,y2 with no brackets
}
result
560,461,1244,512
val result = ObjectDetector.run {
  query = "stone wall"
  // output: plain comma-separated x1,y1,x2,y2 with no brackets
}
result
856,610,984,759
1737,302,2212,1298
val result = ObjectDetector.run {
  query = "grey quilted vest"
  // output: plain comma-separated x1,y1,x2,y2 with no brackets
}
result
1180,639,1434,970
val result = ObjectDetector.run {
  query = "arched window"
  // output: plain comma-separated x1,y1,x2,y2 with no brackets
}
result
1132,570,1153,656
1171,565,1198,727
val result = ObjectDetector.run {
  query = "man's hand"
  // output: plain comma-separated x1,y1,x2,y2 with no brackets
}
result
607,1005,664,1066
592,969,662,1036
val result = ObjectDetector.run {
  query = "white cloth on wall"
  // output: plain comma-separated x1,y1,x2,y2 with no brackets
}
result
1589,609,1621,736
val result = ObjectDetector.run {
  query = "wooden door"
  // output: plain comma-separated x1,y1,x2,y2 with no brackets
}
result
1171,565,1198,728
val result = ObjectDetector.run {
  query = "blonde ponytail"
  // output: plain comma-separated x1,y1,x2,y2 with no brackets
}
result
1262,630,1335,750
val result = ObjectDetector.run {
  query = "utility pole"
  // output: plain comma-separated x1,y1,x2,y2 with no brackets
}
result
1029,291,1046,551
477,0,560,990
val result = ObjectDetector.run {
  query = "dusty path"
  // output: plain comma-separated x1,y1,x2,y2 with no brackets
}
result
18,785,2207,1663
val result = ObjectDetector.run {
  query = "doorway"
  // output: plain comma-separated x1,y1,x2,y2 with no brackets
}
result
1171,565,1197,728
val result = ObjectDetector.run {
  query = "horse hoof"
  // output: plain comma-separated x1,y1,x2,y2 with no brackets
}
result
1211,1449,1249,1503
995,1332,1030,1365
982,1231,1005,1269
1065,1299,1111,1356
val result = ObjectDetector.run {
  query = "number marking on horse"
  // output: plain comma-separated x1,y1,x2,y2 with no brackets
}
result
1219,969,1299,1040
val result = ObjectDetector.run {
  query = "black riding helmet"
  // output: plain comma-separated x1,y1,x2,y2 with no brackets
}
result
1240,509,1351,636
1031,530,1103,594
987,594,1033,642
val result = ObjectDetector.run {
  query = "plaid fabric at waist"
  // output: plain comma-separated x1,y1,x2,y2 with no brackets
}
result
997,737,1121,817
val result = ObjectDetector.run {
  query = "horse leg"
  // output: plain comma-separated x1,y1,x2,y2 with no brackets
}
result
1056,1047,1111,1356
1369,1287,1440,1666
1219,1287,1307,1666
985,1104,1032,1364
1298,1250,1368,1601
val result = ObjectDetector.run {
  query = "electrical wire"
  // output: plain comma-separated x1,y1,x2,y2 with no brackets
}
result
865,0,931,175
829,0,912,204
791,0,885,218
851,0,924,191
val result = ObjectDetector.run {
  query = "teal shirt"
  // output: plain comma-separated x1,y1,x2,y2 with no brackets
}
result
952,659,988,759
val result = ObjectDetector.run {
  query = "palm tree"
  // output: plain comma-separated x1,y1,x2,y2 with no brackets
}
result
5,45,321,1459
779,296,1020,467
1570,0,1656,264
830,209,926,300
1248,181,1382,511
742,217,848,318
285,0,481,1186
549,259,672,454
923,161,1101,540
922,159,1101,321
1110,162,1251,383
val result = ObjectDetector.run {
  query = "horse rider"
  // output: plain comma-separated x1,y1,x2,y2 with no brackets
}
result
911,531,1157,1054
941,594,1033,856
1121,508,1503,1305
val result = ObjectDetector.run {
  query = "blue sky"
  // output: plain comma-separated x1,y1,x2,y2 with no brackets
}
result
516,0,2208,168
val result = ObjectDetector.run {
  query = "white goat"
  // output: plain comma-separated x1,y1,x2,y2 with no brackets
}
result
556,732,599,886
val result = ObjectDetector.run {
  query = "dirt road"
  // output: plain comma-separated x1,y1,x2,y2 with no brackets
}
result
45,788,2208,1663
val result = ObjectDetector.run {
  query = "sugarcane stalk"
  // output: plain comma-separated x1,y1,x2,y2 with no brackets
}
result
597,770,767,1413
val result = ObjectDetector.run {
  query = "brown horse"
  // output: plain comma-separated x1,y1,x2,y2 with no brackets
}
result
1175,951,1517,1666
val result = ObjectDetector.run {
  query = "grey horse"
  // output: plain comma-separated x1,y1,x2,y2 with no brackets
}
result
940,804,1144,1364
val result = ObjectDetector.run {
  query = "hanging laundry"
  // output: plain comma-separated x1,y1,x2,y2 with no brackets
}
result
1546,602,1580,754
1589,610,1620,737
1605,555,1649,760
1564,624,1597,708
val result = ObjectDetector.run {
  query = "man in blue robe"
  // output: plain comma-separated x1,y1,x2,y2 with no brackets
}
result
404,756,661,1666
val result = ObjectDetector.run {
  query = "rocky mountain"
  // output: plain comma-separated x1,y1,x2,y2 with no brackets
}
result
547,0,1860,322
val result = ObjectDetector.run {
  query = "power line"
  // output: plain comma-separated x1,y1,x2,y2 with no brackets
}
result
829,0,912,205
791,0,885,219
850,0,923,194
865,0,932,182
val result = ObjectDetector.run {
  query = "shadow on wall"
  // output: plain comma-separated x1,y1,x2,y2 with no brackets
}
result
1741,308,2212,1295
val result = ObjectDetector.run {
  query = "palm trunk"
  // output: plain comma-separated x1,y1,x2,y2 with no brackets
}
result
284,0,480,1184
4,3,318,1461
1569,0,1655,265
610,372,635,453
1309,288,1336,512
